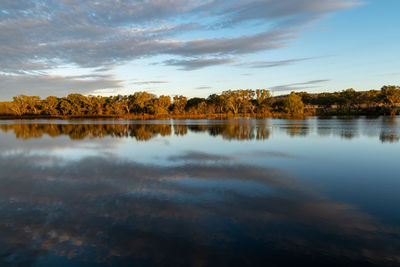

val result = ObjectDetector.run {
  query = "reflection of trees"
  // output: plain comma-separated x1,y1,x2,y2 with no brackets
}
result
173,124,187,136
314,117,400,143
380,133,400,143
380,117,400,143
0,124,173,141
1,118,399,142
284,120,309,137
256,125,270,140
0,122,271,141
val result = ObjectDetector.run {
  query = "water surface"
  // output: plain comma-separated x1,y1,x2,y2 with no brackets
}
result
0,117,399,266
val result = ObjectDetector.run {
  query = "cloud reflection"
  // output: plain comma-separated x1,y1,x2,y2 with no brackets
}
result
0,152,399,266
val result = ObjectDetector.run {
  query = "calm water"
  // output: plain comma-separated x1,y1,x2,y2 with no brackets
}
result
0,117,399,266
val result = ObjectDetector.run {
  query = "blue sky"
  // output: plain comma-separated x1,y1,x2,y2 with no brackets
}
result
0,0,398,100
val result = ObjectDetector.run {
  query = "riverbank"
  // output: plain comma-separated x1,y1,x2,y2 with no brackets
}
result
0,109,398,120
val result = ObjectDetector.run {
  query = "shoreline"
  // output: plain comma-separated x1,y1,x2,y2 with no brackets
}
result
0,113,394,121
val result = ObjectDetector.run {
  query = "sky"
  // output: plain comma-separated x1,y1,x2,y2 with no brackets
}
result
0,0,399,100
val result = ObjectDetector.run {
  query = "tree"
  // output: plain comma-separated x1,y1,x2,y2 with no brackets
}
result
186,98,205,112
26,96,41,114
153,95,171,115
297,92,312,105
315,92,337,109
66,94,88,115
0,102,13,115
284,92,304,116
58,98,73,115
11,95,29,115
363,90,381,108
110,96,126,114
206,94,224,114
172,95,187,115
114,95,130,114
132,92,155,114
339,88,361,112
196,101,208,114
87,95,106,115
11,95,40,115
43,96,59,115
222,90,240,115
255,89,271,106
255,89,271,115
381,85,400,106
238,89,255,114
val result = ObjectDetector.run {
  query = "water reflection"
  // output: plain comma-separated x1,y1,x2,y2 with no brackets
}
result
0,153,399,266
0,117,399,142
1,118,400,266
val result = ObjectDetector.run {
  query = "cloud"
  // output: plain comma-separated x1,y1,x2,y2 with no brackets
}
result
271,79,330,92
131,80,169,85
215,0,364,26
0,73,122,99
163,57,237,70
237,57,320,68
196,86,213,90
0,0,363,75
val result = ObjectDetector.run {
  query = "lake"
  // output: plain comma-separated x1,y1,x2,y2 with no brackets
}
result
0,117,399,266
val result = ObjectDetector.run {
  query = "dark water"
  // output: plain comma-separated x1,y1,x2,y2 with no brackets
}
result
0,117,399,266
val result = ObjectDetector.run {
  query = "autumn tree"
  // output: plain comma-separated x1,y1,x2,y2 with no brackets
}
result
153,95,171,115
87,95,106,115
172,95,187,115
255,89,271,115
11,95,40,115
43,96,59,115
1,86,399,118
238,89,255,114
58,98,73,115
221,91,240,115
132,92,155,114
206,94,224,114
0,102,13,115
10,95,28,115
66,94,89,115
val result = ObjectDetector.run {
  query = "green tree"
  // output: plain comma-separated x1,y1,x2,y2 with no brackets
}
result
381,85,400,106
297,92,312,104
284,92,304,116
339,88,361,112
363,90,381,108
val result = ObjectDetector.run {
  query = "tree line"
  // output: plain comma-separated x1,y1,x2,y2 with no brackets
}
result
0,85,399,118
